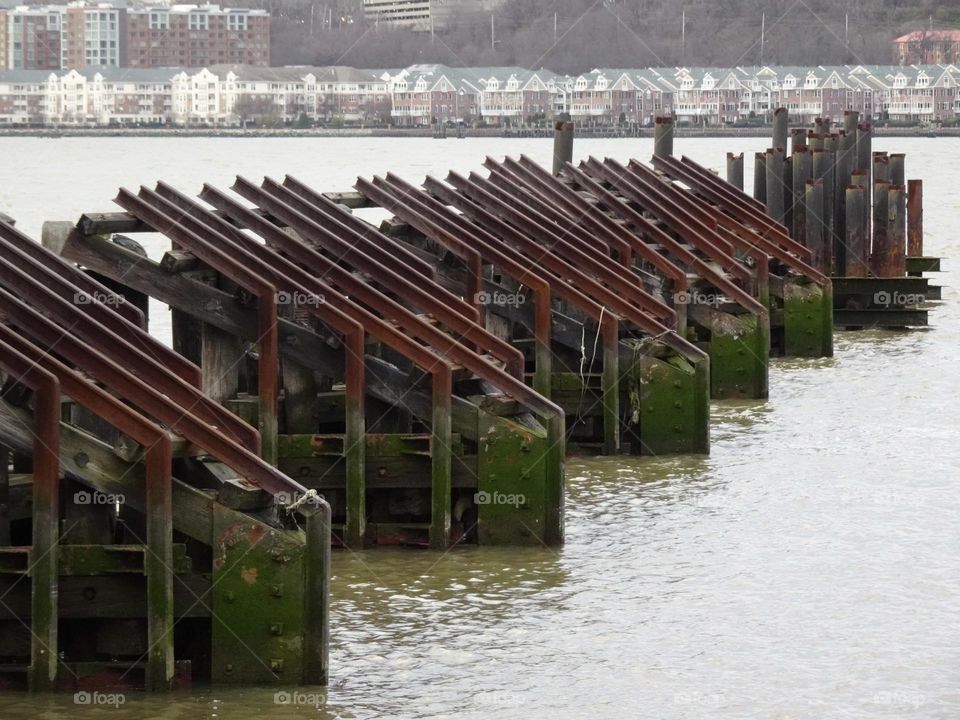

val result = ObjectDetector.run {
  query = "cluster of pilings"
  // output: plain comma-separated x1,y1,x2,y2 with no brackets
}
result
726,108,940,327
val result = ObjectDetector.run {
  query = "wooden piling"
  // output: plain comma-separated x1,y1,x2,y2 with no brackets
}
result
791,127,807,154
907,179,923,256
871,180,891,275
852,169,871,240
889,153,905,186
805,179,828,275
753,152,767,204
887,185,907,278
772,107,789,153
834,131,855,276
552,117,574,176
873,152,890,183
791,146,811,244
845,185,868,277
726,152,744,190
812,148,834,272
843,109,859,135
807,130,823,151
654,115,674,159
765,147,786,224
856,122,872,172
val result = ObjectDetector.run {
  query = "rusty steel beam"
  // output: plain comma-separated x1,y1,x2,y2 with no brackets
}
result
445,170,680,332
230,177,552,406
420,175,633,455
647,157,828,287
484,158,633,266
355,173,554,398
265,176,525,377
494,156,690,313
0,221,202,389
113,188,279,465
449,170,678,326
580,158,751,286
201,180,564,545
662,154,814,260
0,324,176,691
0,334,60,692
276,175,477,322
627,159,773,296
0,232,257,452
0,221,144,328
557,160,764,316
239,178,562,413
907,179,923,257
145,182,369,547
0,267,312,504
199,183,458,547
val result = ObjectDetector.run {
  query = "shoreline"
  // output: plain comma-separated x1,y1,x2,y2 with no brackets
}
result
0,125,954,139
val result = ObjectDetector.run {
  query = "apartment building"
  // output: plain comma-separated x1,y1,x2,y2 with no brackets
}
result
126,5,270,68
0,3,268,70
4,6,63,70
0,11,7,71
894,30,960,66
1,63,959,128
390,64,481,126
362,0,504,31
62,4,126,69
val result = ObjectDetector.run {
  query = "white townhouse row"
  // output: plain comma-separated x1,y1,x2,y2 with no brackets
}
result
1,63,959,127
0,64,390,126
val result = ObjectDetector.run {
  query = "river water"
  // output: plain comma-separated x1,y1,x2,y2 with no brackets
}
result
0,137,957,719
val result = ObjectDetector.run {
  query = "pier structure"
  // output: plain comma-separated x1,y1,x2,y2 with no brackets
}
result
0,219,331,691
0,120,941,692
748,108,941,327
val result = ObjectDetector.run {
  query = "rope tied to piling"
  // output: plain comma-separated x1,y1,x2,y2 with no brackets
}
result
283,488,320,514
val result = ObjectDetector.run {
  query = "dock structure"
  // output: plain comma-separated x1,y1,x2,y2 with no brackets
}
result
751,108,941,328
0,218,331,691
0,123,939,692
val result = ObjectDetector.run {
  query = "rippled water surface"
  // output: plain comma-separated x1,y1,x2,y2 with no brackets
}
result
0,136,957,719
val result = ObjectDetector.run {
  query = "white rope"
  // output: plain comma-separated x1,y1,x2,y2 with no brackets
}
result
283,489,319,514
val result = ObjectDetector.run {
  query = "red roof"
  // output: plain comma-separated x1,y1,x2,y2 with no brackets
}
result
895,29,960,43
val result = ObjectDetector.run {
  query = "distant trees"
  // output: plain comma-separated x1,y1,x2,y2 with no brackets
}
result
270,0,953,70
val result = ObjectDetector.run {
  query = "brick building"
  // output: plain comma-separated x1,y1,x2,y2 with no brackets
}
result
0,4,268,70
893,30,960,65
125,5,270,68
4,6,63,70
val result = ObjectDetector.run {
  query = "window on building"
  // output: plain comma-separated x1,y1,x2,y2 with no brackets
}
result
189,13,209,30
149,13,169,30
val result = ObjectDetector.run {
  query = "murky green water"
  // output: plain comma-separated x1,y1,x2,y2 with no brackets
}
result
0,137,956,719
